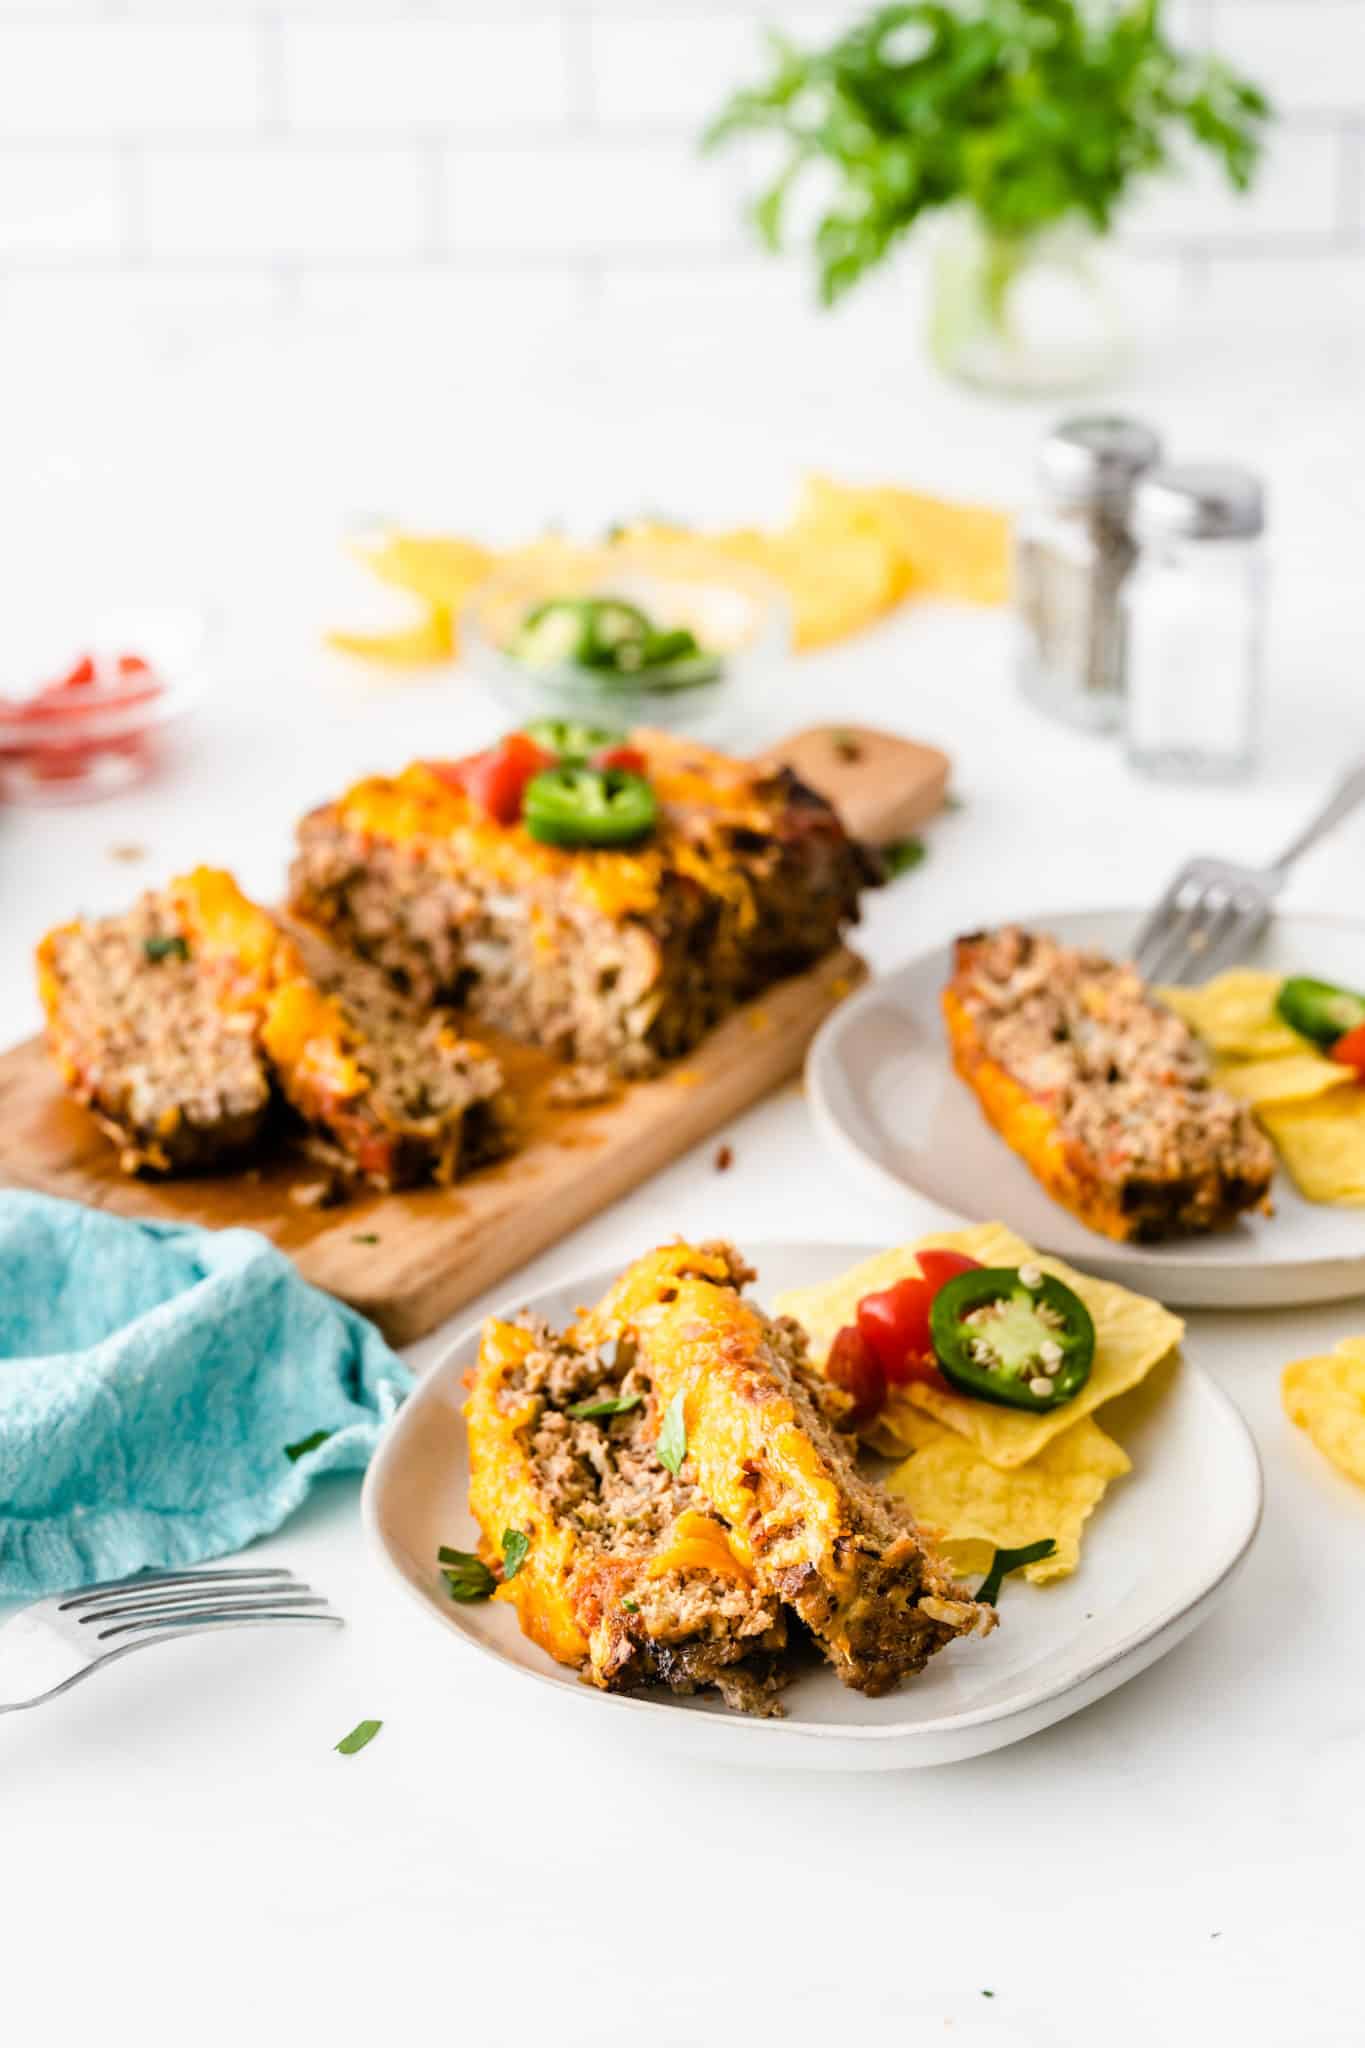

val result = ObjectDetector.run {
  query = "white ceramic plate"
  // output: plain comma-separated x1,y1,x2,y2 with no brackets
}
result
808,909,1365,1310
362,1243,1261,1771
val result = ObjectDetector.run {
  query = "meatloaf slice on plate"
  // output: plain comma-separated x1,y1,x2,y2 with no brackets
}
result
266,916,511,1190
36,872,275,1174
288,729,874,1075
575,1241,990,1696
943,926,1277,1241
466,1311,796,1716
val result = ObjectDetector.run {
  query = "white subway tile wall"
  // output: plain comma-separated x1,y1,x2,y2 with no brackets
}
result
0,0,1358,309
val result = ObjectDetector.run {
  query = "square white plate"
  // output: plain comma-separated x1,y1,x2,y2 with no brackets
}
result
362,1242,1261,1770
807,908,1365,1309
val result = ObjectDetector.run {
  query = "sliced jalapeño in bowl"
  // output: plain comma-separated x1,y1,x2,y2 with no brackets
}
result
929,1265,1095,1413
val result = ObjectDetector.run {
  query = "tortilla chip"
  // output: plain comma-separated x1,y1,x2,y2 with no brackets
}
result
798,475,1012,607
357,533,496,609
1214,1052,1354,1107
773,1222,1183,1470
326,602,454,666
617,520,901,652
1283,1338,1365,1486
1258,1091,1365,1205
883,1410,1131,1582
1158,972,1302,1061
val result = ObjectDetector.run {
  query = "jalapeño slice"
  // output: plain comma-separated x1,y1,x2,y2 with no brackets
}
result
522,765,658,848
929,1266,1095,1413
1275,976,1365,1050
522,718,626,761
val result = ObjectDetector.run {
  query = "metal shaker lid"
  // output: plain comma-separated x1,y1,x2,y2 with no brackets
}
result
1132,464,1266,541
1038,416,1163,505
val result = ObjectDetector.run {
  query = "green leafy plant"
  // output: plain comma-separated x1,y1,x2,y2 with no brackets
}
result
704,0,1270,307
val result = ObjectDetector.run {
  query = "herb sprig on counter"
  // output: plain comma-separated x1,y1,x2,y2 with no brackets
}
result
705,1,1270,306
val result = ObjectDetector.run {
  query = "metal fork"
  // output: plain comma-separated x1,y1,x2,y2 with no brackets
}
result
0,1566,342,1714
1133,758,1365,986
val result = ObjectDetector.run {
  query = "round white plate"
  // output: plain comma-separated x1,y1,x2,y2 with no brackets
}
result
362,1243,1261,1771
808,909,1365,1310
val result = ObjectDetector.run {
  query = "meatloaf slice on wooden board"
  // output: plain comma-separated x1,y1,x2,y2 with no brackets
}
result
576,1241,991,1696
944,926,1277,1241
36,882,274,1175
466,1313,796,1716
288,729,875,1075
266,917,511,1191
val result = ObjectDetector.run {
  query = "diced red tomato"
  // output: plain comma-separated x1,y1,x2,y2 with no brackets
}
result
1332,1022,1365,1079
824,1324,886,1426
856,1250,983,1388
59,655,97,690
593,744,647,777
430,732,555,825
117,653,151,677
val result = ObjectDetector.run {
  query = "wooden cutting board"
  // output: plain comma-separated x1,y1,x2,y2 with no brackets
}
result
0,725,948,1342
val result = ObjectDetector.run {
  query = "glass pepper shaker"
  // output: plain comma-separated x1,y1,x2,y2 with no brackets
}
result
1123,465,1267,782
1014,415,1162,732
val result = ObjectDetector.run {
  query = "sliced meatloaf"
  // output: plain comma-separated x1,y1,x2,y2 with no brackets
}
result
38,866,513,1190
266,916,510,1189
573,1241,991,1696
288,729,874,1075
466,1312,795,1715
36,875,274,1174
944,926,1276,1241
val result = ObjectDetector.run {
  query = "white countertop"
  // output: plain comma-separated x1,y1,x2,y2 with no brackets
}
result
3,284,1365,2047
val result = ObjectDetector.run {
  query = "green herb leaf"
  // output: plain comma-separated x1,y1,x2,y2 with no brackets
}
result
143,934,189,963
352,1232,379,1245
565,1391,643,1420
881,836,926,878
657,1390,688,1476
976,1539,1056,1605
438,1545,497,1602
335,1718,382,1756
704,3,1271,307
501,1528,530,1581
621,1597,639,1613
285,1428,333,1463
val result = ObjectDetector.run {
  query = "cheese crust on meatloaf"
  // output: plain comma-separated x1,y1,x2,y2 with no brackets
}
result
288,730,874,1074
466,1239,988,1711
38,866,511,1189
943,926,1276,1242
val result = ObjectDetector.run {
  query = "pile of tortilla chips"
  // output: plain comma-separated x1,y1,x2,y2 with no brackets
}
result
1284,1338,1365,1489
1160,972,1365,1206
328,476,1011,666
773,1222,1183,1586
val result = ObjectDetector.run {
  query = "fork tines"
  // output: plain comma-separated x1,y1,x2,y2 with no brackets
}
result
59,1566,341,1642
1132,858,1272,987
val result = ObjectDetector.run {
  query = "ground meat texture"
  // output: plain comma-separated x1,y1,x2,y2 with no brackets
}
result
288,740,872,1076
270,918,511,1190
948,927,1276,1239
36,895,272,1174
575,1242,991,1697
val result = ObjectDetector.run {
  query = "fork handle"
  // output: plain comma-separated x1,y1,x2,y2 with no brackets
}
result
1269,759,1365,879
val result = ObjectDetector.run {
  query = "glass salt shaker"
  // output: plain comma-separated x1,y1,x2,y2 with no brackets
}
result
1123,465,1267,782
1014,415,1162,732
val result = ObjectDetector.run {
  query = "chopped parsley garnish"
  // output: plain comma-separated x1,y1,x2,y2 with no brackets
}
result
881,836,926,879
143,934,189,962
285,1428,333,1463
335,1718,382,1756
976,1539,1056,1605
566,1391,642,1420
657,1390,688,1476
621,1597,639,1613
352,1232,379,1245
830,727,862,762
500,1528,530,1581
438,1544,496,1602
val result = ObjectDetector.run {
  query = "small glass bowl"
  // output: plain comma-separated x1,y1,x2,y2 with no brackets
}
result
460,548,790,741
0,608,207,807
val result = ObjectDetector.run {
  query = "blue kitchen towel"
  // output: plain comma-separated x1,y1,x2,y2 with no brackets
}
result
0,1191,412,1598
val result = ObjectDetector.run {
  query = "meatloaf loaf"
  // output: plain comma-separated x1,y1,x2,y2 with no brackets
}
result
38,866,511,1189
36,870,275,1174
943,926,1276,1241
288,730,874,1075
466,1240,988,1712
